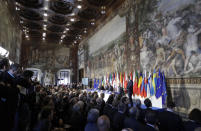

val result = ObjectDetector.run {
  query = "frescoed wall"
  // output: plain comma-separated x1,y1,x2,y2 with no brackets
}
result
85,33,127,79
0,1,22,63
85,0,201,78
82,0,201,114
28,46,70,70
21,42,78,83
134,0,201,77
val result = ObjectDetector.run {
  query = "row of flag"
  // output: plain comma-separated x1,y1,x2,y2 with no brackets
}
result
93,69,167,105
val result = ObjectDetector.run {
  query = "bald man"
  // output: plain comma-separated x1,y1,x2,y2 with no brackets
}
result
97,115,110,131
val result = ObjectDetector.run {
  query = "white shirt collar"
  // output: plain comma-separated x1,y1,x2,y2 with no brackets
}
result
166,108,173,112
8,71,15,78
147,123,155,128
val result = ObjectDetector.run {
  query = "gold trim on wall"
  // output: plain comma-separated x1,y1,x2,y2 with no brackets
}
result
167,78,201,85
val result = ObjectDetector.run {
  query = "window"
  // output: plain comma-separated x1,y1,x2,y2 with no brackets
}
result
59,71,70,85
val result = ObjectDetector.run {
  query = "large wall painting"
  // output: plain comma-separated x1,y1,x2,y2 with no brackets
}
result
85,33,127,79
0,1,22,63
84,0,201,78
28,46,70,71
134,0,201,77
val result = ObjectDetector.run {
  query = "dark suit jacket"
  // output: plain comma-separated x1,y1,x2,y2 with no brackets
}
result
0,72,19,130
157,110,184,131
127,80,133,95
124,117,145,131
112,111,125,131
144,124,157,131
183,120,201,131
103,104,117,126
85,122,98,131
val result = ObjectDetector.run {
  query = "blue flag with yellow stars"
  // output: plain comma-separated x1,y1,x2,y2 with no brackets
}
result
155,69,162,99
162,72,167,105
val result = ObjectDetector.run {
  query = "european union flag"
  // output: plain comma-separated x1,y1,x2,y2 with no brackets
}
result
155,69,163,99
97,79,99,88
162,72,167,105
94,79,96,88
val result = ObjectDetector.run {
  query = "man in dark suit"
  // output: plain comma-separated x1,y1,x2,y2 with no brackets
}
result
0,59,10,130
127,76,133,107
157,102,184,131
1,63,21,131
183,108,201,131
112,102,127,131
124,107,145,131
144,110,158,131
108,83,113,92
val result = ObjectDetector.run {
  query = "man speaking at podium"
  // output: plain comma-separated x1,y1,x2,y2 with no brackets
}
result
127,76,133,107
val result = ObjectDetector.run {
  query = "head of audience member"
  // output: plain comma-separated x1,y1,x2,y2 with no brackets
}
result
23,70,34,81
100,93,105,100
77,101,84,111
135,99,141,108
97,115,110,131
189,108,201,124
128,76,130,80
79,93,84,101
96,97,103,106
40,106,54,121
93,93,99,100
118,102,127,114
72,103,81,113
144,98,152,108
145,110,157,126
112,98,119,108
195,127,201,131
129,107,139,119
90,98,97,106
167,101,175,109
0,58,9,71
121,96,129,105
121,128,134,131
9,63,21,77
87,108,99,123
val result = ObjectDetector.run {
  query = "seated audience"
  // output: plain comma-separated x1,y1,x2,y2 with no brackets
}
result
124,107,145,131
157,101,184,131
0,58,194,131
